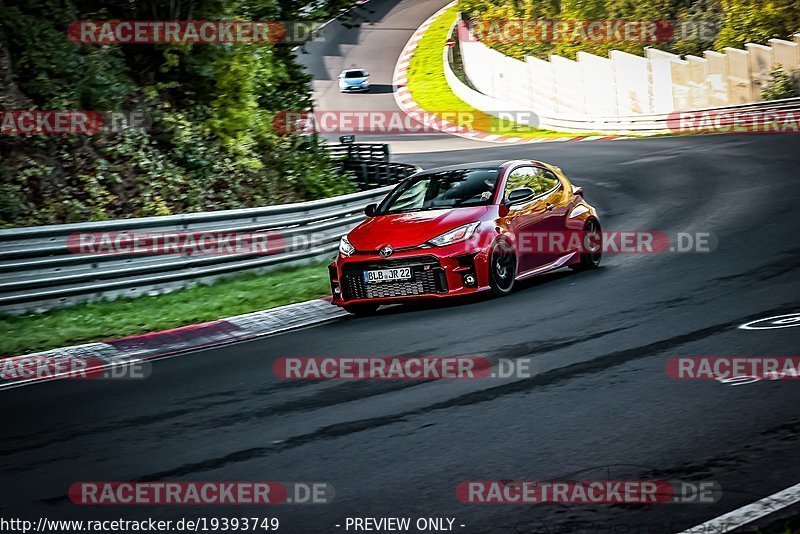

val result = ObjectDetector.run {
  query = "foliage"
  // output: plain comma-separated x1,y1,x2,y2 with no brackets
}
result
458,0,800,61
0,0,358,228
407,5,593,138
761,65,800,100
714,0,800,50
0,261,332,356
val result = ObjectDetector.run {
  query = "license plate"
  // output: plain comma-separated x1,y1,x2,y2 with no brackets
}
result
364,267,412,283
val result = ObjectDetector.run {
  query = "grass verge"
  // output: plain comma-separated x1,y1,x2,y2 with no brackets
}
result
0,261,332,357
405,6,619,139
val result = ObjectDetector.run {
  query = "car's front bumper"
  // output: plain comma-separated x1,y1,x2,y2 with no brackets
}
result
339,84,370,92
329,244,491,307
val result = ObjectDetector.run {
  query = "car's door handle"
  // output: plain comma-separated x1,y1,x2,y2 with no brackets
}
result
545,203,554,211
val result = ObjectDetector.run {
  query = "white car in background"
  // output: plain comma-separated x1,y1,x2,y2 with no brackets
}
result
338,69,370,92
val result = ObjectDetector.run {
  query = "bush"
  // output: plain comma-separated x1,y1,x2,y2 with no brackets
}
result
0,0,358,228
459,0,800,61
761,66,800,100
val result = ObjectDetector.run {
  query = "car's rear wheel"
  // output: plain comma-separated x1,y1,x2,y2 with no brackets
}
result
570,218,602,271
343,303,379,316
489,240,516,296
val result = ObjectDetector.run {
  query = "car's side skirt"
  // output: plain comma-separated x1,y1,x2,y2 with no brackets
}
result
515,252,577,281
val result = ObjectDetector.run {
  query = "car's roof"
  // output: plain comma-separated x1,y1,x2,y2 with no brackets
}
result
416,160,509,174
341,68,366,73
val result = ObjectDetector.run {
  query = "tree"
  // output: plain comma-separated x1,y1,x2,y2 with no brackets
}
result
714,0,788,50
0,0,359,227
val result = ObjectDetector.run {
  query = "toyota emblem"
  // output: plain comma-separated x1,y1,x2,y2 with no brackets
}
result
379,245,393,258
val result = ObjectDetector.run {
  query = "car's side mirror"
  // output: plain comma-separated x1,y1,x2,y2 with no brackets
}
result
364,203,377,217
364,71,369,76
506,187,535,204
572,185,583,197
338,73,344,78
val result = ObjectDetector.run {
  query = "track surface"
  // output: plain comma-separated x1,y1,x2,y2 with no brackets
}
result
3,133,800,532
3,0,800,531
296,0,436,113
295,0,496,151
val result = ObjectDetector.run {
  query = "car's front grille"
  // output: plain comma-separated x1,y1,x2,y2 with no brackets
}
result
341,256,448,300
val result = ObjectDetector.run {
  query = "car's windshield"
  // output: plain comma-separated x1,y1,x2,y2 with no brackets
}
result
378,168,499,214
344,70,366,78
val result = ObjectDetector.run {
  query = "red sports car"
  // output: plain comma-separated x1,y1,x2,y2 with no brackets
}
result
329,159,602,315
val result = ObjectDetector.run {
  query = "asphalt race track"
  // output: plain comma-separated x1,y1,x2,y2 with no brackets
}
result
296,0,441,114
295,0,500,153
3,0,800,531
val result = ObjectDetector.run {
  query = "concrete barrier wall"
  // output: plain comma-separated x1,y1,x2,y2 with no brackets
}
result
444,21,800,135
456,17,800,119
579,52,616,116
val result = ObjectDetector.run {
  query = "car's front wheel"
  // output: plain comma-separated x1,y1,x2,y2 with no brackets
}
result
570,218,602,271
489,240,516,296
343,303,379,316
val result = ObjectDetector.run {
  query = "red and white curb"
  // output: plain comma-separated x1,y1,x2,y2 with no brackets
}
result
391,3,628,144
0,299,347,390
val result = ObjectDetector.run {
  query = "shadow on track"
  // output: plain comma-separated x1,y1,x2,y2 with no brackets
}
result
339,83,395,94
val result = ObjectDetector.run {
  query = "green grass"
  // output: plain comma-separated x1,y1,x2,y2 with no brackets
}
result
405,6,625,139
0,261,332,357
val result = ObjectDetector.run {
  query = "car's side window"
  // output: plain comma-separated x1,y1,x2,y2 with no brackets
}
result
504,166,559,200
504,167,531,198
529,169,559,196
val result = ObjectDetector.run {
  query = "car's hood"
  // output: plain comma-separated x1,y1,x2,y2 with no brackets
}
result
343,76,368,84
348,206,489,251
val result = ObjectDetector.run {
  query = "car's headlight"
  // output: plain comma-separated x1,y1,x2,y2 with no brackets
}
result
428,222,481,247
339,235,355,257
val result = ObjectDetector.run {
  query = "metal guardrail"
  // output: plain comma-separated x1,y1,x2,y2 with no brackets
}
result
531,97,800,134
0,159,422,314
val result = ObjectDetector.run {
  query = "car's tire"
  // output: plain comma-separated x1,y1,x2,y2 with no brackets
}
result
488,240,516,296
570,218,602,271
343,303,379,316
